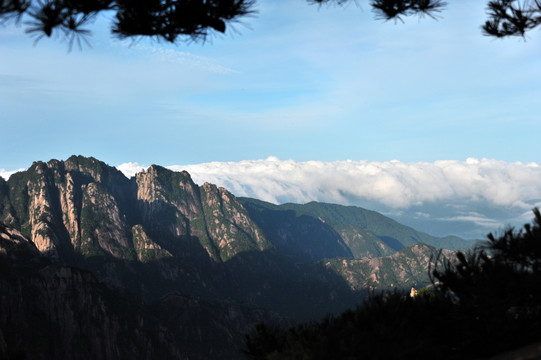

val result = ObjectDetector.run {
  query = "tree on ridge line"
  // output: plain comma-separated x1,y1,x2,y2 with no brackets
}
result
243,208,541,359
1,0,540,50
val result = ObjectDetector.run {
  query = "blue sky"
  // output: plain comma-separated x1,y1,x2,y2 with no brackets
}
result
1,1,541,238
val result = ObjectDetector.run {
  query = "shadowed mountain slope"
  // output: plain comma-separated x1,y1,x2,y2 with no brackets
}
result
0,156,473,359
0,156,360,320
0,223,290,360
240,198,472,261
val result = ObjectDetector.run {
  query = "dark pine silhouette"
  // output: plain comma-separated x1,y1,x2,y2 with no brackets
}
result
1,0,538,49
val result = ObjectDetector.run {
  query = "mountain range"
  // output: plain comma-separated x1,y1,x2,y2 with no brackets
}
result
0,156,473,359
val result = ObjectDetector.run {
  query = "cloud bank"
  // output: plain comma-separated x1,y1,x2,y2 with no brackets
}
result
0,168,25,180
115,158,541,239
165,157,541,209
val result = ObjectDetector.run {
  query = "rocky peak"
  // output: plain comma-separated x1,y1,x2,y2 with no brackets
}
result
0,223,40,260
20,163,62,257
134,166,270,262
199,182,271,261
131,224,172,262
324,242,455,292
64,155,106,183
78,182,133,259
136,165,200,211
0,157,136,259
135,165,203,247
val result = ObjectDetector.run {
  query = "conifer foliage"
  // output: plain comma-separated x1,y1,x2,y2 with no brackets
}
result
483,0,541,37
244,209,541,359
1,0,540,48
1,0,256,48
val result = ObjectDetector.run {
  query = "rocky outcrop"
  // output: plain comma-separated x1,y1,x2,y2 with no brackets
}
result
58,172,81,248
1,157,269,264
79,182,132,258
0,157,134,259
0,155,469,357
24,162,61,256
0,222,40,260
131,224,172,262
134,165,270,262
199,182,269,261
0,223,287,360
324,243,454,291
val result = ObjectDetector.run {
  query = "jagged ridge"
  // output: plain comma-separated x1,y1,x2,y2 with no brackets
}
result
0,155,472,359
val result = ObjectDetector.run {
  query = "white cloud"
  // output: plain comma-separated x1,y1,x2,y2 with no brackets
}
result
163,158,541,239
436,213,502,229
4,158,538,239
165,158,541,210
0,168,25,180
116,162,145,178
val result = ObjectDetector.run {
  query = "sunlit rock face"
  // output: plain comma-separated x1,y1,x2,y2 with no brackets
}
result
134,164,270,262
0,156,134,259
0,156,270,264
0,155,468,328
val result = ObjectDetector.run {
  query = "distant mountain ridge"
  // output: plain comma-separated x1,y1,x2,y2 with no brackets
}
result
239,198,471,261
0,156,357,317
0,155,473,359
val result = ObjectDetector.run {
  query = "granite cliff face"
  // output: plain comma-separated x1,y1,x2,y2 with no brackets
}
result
0,156,267,264
0,223,287,360
0,156,469,359
0,157,357,319
324,243,454,291
1,157,133,259
135,165,269,262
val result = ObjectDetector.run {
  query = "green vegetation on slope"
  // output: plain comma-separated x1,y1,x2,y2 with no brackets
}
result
240,198,473,261
324,243,453,291
244,209,541,359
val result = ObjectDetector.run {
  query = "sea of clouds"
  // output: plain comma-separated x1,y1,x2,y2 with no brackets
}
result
4,158,539,239
116,157,541,240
